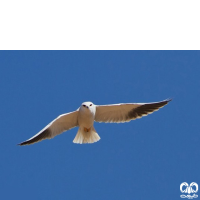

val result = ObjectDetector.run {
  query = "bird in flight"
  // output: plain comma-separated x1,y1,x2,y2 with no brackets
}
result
18,99,171,145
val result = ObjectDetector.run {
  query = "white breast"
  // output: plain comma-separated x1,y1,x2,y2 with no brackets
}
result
78,107,95,128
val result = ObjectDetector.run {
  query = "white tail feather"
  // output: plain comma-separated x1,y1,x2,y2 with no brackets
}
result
73,126,100,144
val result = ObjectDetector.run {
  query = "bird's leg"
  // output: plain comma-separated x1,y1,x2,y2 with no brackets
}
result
84,127,91,132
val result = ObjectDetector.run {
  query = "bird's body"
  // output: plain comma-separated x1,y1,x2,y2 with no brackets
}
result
74,102,100,144
18,99,171,145
78,102,95,130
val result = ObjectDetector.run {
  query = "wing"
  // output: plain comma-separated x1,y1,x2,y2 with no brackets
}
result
18,110,79,146
95,99,171,123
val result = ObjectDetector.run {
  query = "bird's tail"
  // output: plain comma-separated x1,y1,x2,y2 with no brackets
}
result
73,126,100,144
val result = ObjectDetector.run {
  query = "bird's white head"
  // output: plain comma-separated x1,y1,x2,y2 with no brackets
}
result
80,102,96,113
81,101,94,109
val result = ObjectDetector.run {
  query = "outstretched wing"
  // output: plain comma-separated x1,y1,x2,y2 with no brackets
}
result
95,99,171,123
19,111,78,146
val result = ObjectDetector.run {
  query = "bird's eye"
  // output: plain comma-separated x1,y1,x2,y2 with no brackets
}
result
83,105,86,107
90,104,92,106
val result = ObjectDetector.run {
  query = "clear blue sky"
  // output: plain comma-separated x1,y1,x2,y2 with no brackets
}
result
0,51,199,200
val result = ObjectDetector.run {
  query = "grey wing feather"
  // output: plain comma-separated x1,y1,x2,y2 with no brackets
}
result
18,110,78,146
95,99,171,123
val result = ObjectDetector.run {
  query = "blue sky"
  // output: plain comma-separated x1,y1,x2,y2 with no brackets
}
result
0,51,199,200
